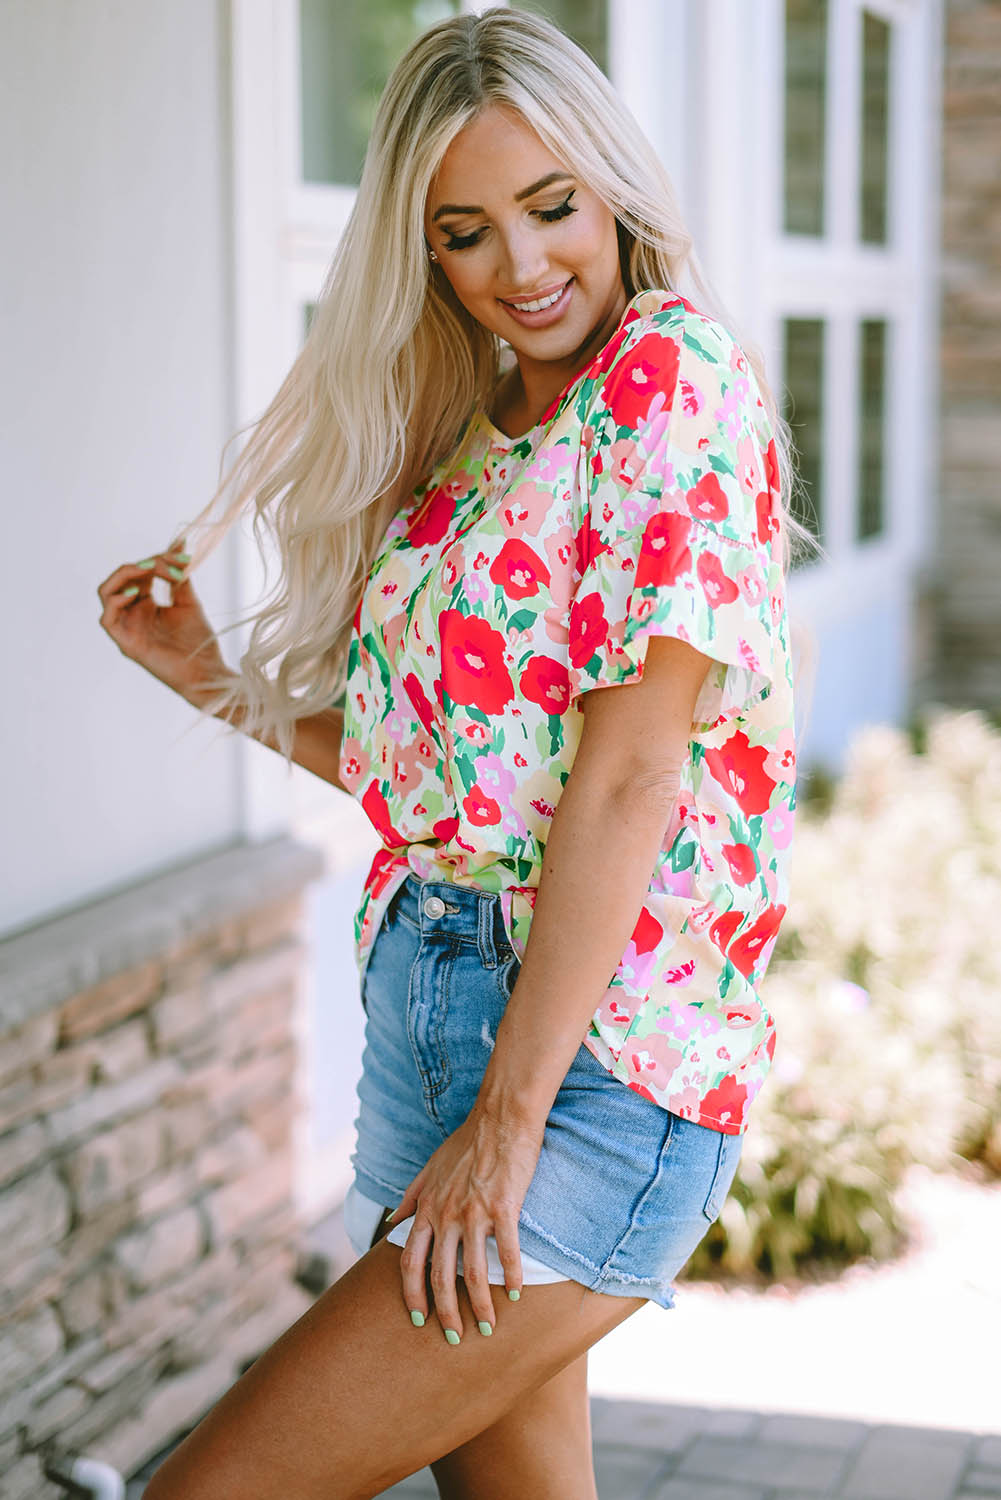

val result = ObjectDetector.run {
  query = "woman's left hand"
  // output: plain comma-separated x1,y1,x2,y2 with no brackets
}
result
387,1105,546,1342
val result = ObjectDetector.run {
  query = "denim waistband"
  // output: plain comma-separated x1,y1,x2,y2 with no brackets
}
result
394,872,511,969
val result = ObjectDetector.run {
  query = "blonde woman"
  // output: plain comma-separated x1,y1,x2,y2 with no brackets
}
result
99,10,816,1498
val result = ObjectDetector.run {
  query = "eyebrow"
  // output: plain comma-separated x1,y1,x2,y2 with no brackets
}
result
431,172,574,223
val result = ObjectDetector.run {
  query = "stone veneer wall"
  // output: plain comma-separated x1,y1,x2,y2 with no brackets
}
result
0,837,324,1499
937,0,1001,711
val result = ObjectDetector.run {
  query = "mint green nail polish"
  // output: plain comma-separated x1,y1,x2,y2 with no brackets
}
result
507,1288,520,1301
444,1328,460,1345
173,551,191,563
122,585,140,597
478,1321,492,1337
166,564,185,580
137,559,155,568
410,1309,425,1327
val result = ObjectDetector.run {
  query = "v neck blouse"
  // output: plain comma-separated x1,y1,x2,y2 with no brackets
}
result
339,288,796,1135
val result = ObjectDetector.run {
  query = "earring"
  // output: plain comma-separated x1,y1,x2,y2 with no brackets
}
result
428,249,439,263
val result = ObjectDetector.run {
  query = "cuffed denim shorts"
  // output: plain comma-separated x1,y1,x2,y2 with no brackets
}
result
346,873,743,1310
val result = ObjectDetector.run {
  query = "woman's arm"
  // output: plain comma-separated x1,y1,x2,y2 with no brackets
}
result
185,676,347,792
473,632,713,1131
97,543,349,792
387,631,714,1335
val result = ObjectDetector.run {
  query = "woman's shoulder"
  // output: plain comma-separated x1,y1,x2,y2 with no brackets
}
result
582,290,762,438
595,291,744,389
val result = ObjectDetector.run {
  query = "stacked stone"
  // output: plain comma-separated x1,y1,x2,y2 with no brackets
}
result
938,0,1001,709
0,839,322,1498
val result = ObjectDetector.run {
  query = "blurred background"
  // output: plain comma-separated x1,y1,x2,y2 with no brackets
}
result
1,1,999,1496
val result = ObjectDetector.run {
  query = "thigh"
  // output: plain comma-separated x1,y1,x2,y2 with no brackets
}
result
429,1352,596,1500
142,1238,645,1500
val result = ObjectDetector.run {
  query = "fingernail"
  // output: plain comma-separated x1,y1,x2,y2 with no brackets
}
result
173,551,191,563
137,559,156,568
444,1328,461,1345
507,1288,520,1301
478,1321,493,1337
166,564,185,580
409,1309,425,1327
122,585,140,598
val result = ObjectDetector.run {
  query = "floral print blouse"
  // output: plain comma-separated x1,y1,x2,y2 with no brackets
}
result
339,288,796,1135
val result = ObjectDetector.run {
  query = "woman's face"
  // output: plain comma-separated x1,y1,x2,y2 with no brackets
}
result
424,104,627,371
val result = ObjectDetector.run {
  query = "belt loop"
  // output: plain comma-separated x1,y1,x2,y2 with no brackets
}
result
477,892,497,968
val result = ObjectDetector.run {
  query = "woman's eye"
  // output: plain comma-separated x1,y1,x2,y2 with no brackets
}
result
443,228,484,252
537,192,577,224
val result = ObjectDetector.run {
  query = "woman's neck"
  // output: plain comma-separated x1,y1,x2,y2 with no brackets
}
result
489,284,630,439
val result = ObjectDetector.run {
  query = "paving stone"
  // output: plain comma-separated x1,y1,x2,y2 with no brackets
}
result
593,1441,670,1497
650,1480,768,1500
962,1467,1001,1494
840,1426,973,1500
590,1396,713,1452
675,1435,848,1491
975,1438,1001,1469
701,1410,763,1440
379,1469,439,1496
757,1412,870,1450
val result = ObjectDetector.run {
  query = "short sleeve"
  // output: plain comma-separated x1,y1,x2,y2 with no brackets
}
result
567,311,780,735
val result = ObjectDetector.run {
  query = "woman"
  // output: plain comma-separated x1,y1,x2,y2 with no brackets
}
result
99,10,816,1498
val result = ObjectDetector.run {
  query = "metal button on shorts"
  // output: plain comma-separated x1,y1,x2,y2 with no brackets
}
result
423,895,447,918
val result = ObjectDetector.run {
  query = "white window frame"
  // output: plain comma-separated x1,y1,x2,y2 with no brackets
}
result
613,0,941,644
754,0,941,636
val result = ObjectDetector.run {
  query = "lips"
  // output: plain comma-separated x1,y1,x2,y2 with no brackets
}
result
497,278,575,329
500,278,572,313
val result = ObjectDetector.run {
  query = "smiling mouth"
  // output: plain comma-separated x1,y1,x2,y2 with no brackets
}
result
500,279,572,313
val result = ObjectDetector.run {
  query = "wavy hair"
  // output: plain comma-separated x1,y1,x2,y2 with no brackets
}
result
178,5,821,762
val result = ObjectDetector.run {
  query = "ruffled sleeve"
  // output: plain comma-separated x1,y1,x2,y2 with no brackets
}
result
567,308,781,735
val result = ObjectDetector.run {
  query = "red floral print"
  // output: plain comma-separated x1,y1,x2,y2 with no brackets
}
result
407,485,456,546
686,471,730,524
600,332,681,431
697,548,741,606
440,610,514,713
568,592,609,667
520,655,571,715
342,290,796,1138
703,731,775,817
636,512,694,588
489,539,552,600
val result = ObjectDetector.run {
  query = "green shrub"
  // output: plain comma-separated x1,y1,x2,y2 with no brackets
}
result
682,706,1001,1284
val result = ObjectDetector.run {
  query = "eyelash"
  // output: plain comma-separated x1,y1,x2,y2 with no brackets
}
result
442,192,578,252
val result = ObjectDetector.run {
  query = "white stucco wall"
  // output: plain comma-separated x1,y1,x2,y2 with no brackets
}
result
0,1,246,936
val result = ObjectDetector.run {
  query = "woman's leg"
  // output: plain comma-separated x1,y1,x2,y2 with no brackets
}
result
429,1350,596,1500
142,1236,644,1500
361,1203,598,1500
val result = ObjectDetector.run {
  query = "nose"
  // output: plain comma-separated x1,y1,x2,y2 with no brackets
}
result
495,223,548,293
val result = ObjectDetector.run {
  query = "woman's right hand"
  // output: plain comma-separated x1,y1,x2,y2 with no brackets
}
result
97,536,233,707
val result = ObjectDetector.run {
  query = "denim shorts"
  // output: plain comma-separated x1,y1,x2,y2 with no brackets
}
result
347,873,743,1311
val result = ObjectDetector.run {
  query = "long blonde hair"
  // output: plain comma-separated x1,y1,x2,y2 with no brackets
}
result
179,5,821,763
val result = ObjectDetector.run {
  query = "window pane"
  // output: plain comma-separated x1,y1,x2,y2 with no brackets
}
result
860,11,891,244
857,318,886,541
782,318,825,555
511,0,608,75
300,0,460,186
783,0,828,236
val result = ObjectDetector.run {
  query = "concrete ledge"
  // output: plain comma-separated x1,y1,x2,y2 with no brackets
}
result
0,837,326,1030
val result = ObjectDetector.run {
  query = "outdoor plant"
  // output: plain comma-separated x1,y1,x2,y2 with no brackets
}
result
682,705,1001,1283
